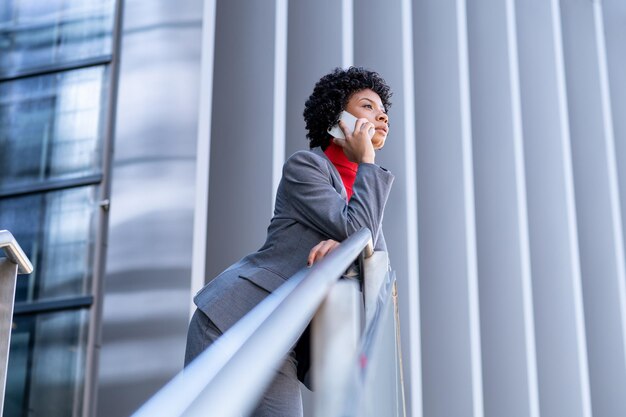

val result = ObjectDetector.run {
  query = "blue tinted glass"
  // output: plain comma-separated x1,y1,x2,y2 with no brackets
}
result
0,66,107,191
0,186,97,302
0,0,115,75
6,308,88,417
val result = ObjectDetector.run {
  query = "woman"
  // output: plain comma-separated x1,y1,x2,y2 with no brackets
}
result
185,66,394,416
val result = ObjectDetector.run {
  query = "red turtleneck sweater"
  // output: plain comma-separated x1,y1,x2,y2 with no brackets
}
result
324,142,358,201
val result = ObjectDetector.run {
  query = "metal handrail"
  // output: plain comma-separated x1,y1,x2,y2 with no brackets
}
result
132,228,373,417
0,230,33,274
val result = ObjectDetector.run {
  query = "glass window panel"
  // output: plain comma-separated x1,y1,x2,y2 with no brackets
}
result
0,0,115,75
0,186,97,302
6,308,88,417
0,66,107,191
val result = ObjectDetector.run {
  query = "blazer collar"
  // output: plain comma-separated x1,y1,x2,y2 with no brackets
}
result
312,147,348,200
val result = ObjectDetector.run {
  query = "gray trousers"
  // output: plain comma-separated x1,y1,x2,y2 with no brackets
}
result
185,309,303,417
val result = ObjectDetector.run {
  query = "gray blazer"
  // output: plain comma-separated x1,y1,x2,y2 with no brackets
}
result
193,147,394,334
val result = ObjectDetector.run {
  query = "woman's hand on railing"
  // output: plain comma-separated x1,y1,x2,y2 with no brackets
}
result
307,239,340,267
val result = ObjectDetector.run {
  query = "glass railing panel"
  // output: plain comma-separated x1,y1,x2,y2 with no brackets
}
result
344,272,405,417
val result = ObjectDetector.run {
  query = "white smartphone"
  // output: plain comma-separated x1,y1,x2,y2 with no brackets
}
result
327,111,358,139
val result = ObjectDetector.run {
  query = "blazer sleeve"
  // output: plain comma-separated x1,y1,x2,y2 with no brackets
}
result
280,151,394,245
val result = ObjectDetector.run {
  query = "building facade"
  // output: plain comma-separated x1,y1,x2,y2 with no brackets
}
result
1,0,118,415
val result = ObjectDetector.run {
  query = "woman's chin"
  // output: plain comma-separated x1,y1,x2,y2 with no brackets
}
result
371,136,386,150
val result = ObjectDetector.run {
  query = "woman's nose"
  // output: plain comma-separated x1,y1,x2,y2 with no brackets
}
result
377,111,388,124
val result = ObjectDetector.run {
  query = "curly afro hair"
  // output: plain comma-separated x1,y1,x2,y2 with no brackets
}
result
303,67,392,150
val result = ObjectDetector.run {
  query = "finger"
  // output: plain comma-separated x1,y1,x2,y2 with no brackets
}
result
326,240,340,253
309,245,329,266
354,118,367,133
355,119,376,140
308,240,338,266
308,241,330,266
307,243,323,266
360,121,374,132
315,242,334,258
318,240,340,258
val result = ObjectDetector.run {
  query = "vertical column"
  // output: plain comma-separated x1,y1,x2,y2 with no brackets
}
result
466,1,538,416
341,0,353,68
603,0,626,268
271,0,288,206
285,0,344,158
516,1,592,416
560,1,626,416
191,0,216,300
205,0,281,280
353,1,421,416
85,0,124,413
98,0,204,414
412,2,483,417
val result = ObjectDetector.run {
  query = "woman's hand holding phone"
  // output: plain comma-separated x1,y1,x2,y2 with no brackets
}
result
334,117,376,164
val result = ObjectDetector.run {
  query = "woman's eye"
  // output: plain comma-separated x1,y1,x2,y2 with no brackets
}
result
364,104,373,109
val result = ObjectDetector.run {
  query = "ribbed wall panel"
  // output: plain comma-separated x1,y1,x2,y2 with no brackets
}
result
604,0,626,269
104,0,626,416
412,2,483,417
560,0,626,416
466,1,538,416
515,1,592,416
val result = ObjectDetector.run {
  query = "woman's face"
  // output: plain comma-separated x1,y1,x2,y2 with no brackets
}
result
344,89,389,149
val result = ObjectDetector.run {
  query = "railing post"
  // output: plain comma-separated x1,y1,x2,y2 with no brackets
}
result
312,279,361,417
0,258,18,417
0,231,33,417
